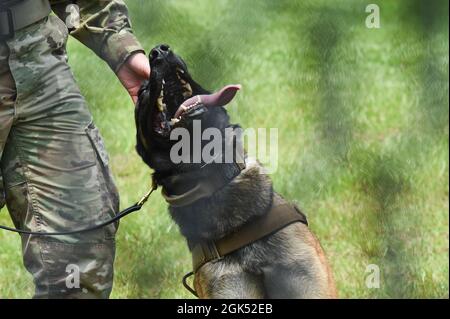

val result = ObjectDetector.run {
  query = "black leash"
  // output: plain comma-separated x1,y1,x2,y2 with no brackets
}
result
0,186,157,236
0,181,203,297
182,271,198,298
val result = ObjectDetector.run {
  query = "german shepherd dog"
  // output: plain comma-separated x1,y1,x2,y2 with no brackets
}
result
135,44,337,298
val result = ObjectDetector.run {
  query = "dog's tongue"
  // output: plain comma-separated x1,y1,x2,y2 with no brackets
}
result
200,84,242,107
174,84,241,119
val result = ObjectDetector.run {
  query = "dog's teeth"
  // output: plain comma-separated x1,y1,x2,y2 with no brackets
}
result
157,97,166,112
182,82,193,98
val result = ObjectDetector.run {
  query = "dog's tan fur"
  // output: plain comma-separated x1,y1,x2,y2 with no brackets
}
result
188,159,337,298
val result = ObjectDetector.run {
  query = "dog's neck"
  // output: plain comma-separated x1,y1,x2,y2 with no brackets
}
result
168,158,274,248
157,161,244,208
152,116,247,209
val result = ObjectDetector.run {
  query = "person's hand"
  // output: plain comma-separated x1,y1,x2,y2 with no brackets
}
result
117,52,151,104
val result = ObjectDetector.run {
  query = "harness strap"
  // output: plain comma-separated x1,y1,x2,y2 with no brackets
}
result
191,197,308,274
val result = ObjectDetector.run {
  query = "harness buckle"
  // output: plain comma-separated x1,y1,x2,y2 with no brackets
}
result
204,242,223,263
0,7,14,41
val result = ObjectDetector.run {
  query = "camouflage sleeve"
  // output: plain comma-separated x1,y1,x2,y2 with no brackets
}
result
50,0,145,73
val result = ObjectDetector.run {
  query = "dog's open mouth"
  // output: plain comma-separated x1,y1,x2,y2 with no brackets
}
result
153,67,194,136
154,84,242,138
146,45,241,138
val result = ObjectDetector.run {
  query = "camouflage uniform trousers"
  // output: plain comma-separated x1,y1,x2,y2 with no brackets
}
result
0,15,120,299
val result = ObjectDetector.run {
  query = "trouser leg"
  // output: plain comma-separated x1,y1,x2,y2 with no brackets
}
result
0,41,15,209
1,16,120,299
2,116,120,299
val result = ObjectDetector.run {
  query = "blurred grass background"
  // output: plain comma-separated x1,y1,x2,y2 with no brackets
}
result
0,0,448,298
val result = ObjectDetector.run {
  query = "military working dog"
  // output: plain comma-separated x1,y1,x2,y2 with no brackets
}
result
135,44,337,298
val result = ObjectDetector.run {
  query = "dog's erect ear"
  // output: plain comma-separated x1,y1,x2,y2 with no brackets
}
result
174,85,241,118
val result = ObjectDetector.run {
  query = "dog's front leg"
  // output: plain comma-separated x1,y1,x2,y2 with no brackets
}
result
194,261,265,299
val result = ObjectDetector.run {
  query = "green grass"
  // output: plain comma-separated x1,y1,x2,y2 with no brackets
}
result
0,0,448,298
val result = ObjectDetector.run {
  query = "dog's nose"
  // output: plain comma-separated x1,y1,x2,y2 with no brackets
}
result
150,44,171,62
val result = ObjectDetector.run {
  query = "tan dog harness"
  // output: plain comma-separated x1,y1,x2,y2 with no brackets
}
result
181,195,308,297
191,195,308,274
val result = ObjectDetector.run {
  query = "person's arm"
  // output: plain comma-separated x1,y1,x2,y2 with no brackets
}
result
51,0,150,103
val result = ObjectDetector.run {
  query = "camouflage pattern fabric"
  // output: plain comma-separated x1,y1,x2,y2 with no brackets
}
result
0,0,143,298
50,0,144,73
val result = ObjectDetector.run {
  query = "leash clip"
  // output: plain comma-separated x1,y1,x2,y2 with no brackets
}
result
137,180,158,206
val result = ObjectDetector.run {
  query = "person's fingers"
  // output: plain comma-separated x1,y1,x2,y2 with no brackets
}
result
129,53,151,79
117,52,150,105
138,60,151,79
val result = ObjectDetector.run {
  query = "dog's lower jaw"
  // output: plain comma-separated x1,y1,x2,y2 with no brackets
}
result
169,158,274,246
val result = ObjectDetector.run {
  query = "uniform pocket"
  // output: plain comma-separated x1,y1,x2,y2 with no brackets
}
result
85,122,120,239
85,122,110,167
